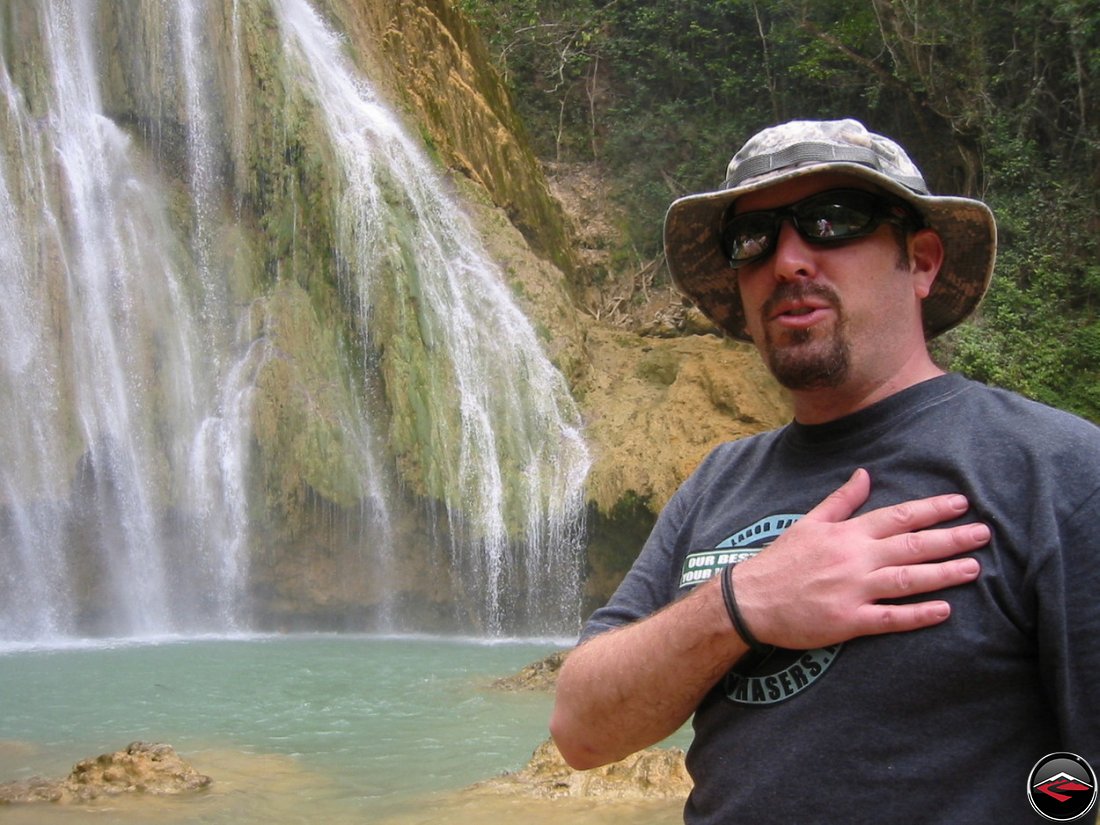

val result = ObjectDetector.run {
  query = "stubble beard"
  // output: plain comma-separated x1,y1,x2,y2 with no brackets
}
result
760,283,851,391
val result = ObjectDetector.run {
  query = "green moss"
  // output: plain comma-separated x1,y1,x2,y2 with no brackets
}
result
248,281,381,534
635,348,681,387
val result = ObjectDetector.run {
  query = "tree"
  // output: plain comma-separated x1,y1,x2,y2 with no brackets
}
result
464,0,1100,421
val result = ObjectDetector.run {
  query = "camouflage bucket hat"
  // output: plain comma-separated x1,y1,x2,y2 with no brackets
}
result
663,119,996,342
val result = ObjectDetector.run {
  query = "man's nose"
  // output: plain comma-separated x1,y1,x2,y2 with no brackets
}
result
770,220,816,281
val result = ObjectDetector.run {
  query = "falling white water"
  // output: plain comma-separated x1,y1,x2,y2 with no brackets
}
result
29,4,171,633
179,0,230,336
273,0,591,634
0,0,590,642
0,1,250,640
176,0,253,632
0,86,72,638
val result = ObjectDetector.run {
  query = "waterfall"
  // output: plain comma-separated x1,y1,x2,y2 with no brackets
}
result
271,0,591,633
0,0,590,643
0,1,250,638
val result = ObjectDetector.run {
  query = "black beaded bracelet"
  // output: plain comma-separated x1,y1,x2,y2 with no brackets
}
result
721,564,767,654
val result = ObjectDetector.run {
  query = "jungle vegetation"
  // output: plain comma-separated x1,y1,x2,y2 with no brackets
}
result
461,0,1100,422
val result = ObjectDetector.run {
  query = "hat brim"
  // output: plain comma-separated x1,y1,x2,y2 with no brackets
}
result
663,162,996,342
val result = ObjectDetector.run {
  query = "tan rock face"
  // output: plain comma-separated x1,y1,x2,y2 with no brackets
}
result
543,162,792,519
469,738,691,800
490,649,567,691
332,0,576,278
0,742,211,805
579,328,791,516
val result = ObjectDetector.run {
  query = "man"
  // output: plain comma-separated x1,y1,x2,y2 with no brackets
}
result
549,119,1100,823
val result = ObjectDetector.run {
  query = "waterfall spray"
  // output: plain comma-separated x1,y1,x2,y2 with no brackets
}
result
0,0,589,643
272,0,590,634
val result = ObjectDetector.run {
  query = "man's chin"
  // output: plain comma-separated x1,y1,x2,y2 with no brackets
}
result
763,334,850,391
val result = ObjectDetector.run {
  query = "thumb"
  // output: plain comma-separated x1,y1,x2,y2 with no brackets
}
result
806,468,871,524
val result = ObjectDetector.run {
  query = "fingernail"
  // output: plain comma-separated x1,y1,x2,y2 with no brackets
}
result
961,558,980,576
948,494,968,510
970,524,991,543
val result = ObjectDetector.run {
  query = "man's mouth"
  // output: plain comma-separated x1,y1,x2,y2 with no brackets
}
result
763,285,840,328
771,302,831,324
782,306,817,317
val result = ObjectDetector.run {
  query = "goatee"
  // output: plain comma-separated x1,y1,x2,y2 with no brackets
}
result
760,283,850,390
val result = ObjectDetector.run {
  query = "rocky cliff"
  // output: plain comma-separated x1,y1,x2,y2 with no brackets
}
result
351,0,790,491
352,0,790,533
287,0,793,607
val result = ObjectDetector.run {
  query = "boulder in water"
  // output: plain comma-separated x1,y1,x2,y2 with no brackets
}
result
490,650,568,691
469,737,691,800
0,741,211,804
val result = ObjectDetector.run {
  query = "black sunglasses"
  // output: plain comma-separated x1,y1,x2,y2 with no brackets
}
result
719,188,922,269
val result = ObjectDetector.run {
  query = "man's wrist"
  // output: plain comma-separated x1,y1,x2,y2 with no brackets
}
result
721,564,769,654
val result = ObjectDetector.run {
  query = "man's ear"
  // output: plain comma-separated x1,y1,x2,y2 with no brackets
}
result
909,229,945,299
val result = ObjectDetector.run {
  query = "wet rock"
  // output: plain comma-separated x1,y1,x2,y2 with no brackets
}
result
490,650,568,691
0,741,211,804
469,737,691,800
0,776,63,804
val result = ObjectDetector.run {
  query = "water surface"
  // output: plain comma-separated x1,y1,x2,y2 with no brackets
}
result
0,635,685,823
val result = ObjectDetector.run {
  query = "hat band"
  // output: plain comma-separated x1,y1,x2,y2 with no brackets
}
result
722,142,928,193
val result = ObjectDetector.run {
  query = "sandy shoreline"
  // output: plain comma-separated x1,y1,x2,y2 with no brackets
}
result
0,743,685,825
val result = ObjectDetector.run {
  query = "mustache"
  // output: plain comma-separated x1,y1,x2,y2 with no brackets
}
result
761,281,842,318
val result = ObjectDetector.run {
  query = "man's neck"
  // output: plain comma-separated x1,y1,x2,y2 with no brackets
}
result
789,358,945,425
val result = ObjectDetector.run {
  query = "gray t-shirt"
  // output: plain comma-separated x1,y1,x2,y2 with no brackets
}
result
582,374,1100,823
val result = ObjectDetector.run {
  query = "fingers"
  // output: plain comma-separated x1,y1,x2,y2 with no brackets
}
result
866,555,982,602
870,521,991,568
808,469,978,546
847,556,978,636
855,540,984,637
853,600,954,635
859,490,973,540
734,470,991,649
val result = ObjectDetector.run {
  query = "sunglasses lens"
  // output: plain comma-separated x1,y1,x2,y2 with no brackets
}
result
794,193,879,240
722,214,775,265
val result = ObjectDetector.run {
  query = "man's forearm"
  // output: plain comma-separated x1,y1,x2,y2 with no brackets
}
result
548,471,988,770
549,574,746,769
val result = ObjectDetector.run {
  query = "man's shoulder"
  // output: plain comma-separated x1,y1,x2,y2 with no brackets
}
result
698,426,787,466
948,377,1100,483
956,375,1099,438
665,427,789,504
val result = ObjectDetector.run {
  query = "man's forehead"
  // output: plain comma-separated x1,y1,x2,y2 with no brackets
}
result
733,172,879,213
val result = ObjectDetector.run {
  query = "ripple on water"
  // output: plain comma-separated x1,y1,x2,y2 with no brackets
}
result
0,635,686,824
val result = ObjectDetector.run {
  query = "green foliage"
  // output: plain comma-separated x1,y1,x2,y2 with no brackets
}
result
940,165,1100,421
466,0,1100,422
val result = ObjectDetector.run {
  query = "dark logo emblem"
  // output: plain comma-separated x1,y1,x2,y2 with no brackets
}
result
1028,752,1097,822
723,643,841,705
